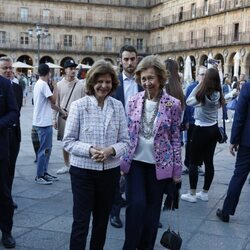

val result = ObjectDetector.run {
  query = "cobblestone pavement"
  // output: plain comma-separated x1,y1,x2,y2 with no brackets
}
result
1,95,249,250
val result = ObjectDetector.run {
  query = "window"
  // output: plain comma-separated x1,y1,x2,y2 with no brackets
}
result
190,31,194,44
137,38,143,50
20,32,29,45
234,0,240,6
233,23,239,41
64,35,72,47
43,9,50,23
0,31,6,44
104,37,112,51
191,3,196,18
20,7,28,22
203,29,206,43
219,0,224,9
124,38,131,45
86,12,93,24
204,0,209,15
65,11,72,22
179,6,183,21
85,36,92,50
218,26,223,41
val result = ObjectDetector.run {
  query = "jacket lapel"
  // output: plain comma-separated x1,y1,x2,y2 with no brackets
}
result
104,99,114,134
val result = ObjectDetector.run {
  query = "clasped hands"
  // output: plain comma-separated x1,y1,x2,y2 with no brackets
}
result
89,146,115,162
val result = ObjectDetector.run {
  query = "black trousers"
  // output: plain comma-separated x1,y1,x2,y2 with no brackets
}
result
70,166,119,250
184,123,195,168
0,157,14,234
189,124,218,190
8,127,20,194
222,146,250,215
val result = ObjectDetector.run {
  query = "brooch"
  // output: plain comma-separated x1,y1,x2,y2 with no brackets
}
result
165,101,173,107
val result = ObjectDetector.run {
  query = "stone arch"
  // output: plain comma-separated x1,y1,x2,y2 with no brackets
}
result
199,54,208,67
104,58,114,65
82,57,94,66
190,55,196,80
176,56,184,73
16,55,33,66
40,56,54,64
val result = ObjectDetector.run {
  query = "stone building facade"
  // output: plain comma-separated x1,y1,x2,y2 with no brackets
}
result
0,0,249,79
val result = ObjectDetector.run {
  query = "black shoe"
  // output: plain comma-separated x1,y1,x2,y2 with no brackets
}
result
2,232,16,248
13,201,18,210
158,222,163,228
110,216,123,228
216,208,230,223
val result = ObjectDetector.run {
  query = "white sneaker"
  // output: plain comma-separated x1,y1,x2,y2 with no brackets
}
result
196,191,209,201
225,119,230,123
181,193,197,203
56,166,69,175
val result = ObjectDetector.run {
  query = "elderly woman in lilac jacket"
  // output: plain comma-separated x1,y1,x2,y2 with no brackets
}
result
120,55,182,250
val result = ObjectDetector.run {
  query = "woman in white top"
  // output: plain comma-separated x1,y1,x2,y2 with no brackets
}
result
63,60,129,250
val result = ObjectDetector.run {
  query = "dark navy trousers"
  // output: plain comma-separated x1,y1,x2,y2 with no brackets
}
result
222,146,250,215
123,160,166,250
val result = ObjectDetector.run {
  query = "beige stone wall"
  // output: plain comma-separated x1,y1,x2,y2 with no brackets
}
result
0,0,249,78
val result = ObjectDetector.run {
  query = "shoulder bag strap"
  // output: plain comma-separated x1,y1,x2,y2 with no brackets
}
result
64,81,77,110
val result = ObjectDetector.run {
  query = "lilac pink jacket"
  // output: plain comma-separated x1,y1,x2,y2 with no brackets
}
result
120,91,182,180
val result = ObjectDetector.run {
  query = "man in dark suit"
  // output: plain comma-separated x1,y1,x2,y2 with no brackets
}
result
111,45,143,228
217,81,250,222
0,56,23,210
0,74,19,248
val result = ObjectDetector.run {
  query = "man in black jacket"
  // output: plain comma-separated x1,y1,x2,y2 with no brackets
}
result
0,74,19,248
0,56,23,210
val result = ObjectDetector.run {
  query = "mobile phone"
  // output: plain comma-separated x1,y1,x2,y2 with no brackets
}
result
207,58,220,66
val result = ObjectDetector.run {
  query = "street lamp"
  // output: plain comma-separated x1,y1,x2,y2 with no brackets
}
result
28,25,49,65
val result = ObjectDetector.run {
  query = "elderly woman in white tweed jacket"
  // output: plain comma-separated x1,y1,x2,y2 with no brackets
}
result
63,60,129,250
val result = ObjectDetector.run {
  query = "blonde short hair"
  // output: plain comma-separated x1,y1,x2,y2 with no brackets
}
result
135,55,169,89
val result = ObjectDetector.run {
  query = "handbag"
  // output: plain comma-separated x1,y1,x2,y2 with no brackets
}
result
226,98,237,111
160,204,182,250
217,106,228,144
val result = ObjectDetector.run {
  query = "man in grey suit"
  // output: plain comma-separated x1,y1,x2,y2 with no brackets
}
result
217,81,250,222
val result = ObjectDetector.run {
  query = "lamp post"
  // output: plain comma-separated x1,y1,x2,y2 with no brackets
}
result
28,25,49,65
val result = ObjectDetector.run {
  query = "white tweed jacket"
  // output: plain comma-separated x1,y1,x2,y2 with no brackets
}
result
63,95,129,170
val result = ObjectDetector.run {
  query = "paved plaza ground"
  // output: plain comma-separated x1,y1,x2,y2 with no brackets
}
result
1,94,250,250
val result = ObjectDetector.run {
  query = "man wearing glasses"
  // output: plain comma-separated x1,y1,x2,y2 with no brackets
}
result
53,59,85,175
0,56,23,210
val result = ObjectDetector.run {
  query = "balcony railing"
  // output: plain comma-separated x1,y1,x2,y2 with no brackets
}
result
0,40,147,55
43,0,162,7
0,13,150,31
148,32,250,54
152,0,250,29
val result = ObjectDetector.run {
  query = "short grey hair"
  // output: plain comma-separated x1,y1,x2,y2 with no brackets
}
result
0,56,13,64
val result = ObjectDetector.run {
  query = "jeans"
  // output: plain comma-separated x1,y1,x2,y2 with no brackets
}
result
34,126,53,177
70,166,119,250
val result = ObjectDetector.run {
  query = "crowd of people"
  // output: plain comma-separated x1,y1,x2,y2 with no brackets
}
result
0,46,249,249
